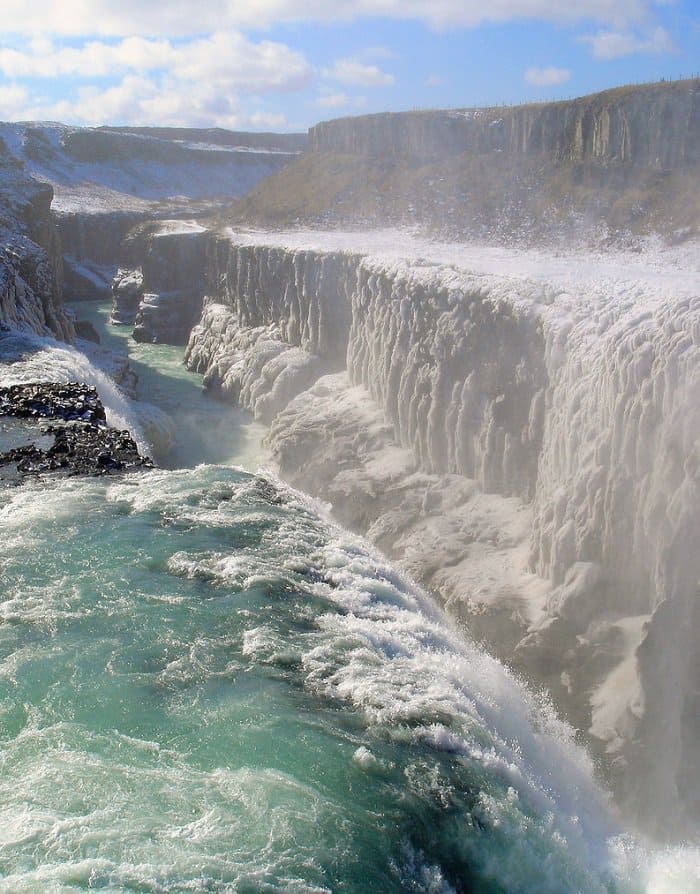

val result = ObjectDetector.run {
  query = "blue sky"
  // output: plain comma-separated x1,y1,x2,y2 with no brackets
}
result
0,1,697,131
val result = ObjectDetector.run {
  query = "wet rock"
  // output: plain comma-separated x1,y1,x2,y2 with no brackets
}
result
74,319,101,343
0,381,152,480
111,268,144,326
0,382,107,424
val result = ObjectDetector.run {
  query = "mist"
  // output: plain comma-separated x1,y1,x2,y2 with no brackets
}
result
0,77,698,893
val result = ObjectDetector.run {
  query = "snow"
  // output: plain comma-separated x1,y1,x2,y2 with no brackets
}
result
184,226,699,834
0,123,298,214
223,226,700,298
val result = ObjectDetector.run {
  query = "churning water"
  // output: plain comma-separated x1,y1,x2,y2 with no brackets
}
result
0,310,697,893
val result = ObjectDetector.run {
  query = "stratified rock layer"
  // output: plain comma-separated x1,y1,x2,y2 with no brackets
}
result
310,79,700,167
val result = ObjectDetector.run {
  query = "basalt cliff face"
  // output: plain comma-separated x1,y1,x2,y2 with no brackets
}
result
130,224,207,345
233,79,700,242
309,79,700,167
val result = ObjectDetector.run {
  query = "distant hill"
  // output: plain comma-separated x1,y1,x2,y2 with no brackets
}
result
0,122,305,215
99,126,307,154
228,79,700,244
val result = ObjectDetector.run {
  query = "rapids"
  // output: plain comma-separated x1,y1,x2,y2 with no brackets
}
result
0,308,697,893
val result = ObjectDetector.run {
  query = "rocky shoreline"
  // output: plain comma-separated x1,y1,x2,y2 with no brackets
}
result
0,382,152,481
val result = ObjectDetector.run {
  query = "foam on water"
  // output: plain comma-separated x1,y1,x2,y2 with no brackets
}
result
0,466,697,892
0,329,164,456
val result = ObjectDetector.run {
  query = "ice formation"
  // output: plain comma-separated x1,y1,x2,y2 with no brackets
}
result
182,228,700,835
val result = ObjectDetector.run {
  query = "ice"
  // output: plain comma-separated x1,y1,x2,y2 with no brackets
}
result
184,226,700,835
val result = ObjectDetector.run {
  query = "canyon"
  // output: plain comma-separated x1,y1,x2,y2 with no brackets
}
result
1,80,698,847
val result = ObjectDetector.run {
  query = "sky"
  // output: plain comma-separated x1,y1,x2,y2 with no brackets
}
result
0,1,697,132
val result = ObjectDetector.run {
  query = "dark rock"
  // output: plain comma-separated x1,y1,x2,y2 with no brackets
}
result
0,381,152,480
111,268,144,326
74,319,101,343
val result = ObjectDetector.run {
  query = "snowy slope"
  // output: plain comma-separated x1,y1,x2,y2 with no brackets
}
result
0,123,304,214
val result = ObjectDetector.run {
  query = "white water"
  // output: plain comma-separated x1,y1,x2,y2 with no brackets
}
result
0,267,698,889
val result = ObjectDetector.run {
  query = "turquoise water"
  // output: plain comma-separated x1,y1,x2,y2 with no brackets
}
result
0,467,624,893
70,300,266,469
0,313,697,892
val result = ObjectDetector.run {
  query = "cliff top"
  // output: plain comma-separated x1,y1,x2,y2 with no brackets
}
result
227,78,700,246
312,77,699,133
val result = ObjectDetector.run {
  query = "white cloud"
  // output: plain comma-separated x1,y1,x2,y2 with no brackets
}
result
0,30,312,127
0,0,657,36
316,92,368,108
524,66,571,87
581,25,676,58
0,84,30,118
0,32,311,94
323,58,394,87
24,74,250,128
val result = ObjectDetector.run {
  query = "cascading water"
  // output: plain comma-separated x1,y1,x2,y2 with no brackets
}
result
1,249,699,891
0,463,698,892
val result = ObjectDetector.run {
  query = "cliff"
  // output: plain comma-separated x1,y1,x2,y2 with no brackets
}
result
232,79,700,243
167,226,700,839
0,138,73,339
309,79,700,167
5,122,305,213
118,222,208,345
0,121,307,303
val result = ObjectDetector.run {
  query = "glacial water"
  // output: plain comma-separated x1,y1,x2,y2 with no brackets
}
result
0,311,698,893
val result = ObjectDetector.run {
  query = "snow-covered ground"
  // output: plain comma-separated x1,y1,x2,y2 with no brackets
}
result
0,123,301,213
224,226,700,294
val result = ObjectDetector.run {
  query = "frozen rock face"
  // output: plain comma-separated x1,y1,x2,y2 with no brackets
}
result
525,289,700,831
187,306,329,424
183,230,700,838
185,239,356,415
346,260,546,498
125,225,207,344
58,211,147,267
59,211,148,303
0,141,73,340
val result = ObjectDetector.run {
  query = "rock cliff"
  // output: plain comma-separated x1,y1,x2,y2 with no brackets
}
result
0,122,306,304
176,227,700,838
309,79,700,167
234,79,700,242
128,223,208,344
0,138,73,340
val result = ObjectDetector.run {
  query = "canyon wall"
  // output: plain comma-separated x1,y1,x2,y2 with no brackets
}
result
172,230,700,838
309,79,700,168
237,80,700,241
0,140,73,340
0,122,308,305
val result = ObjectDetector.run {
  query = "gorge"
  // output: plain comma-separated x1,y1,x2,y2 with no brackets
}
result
0,80,699,892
